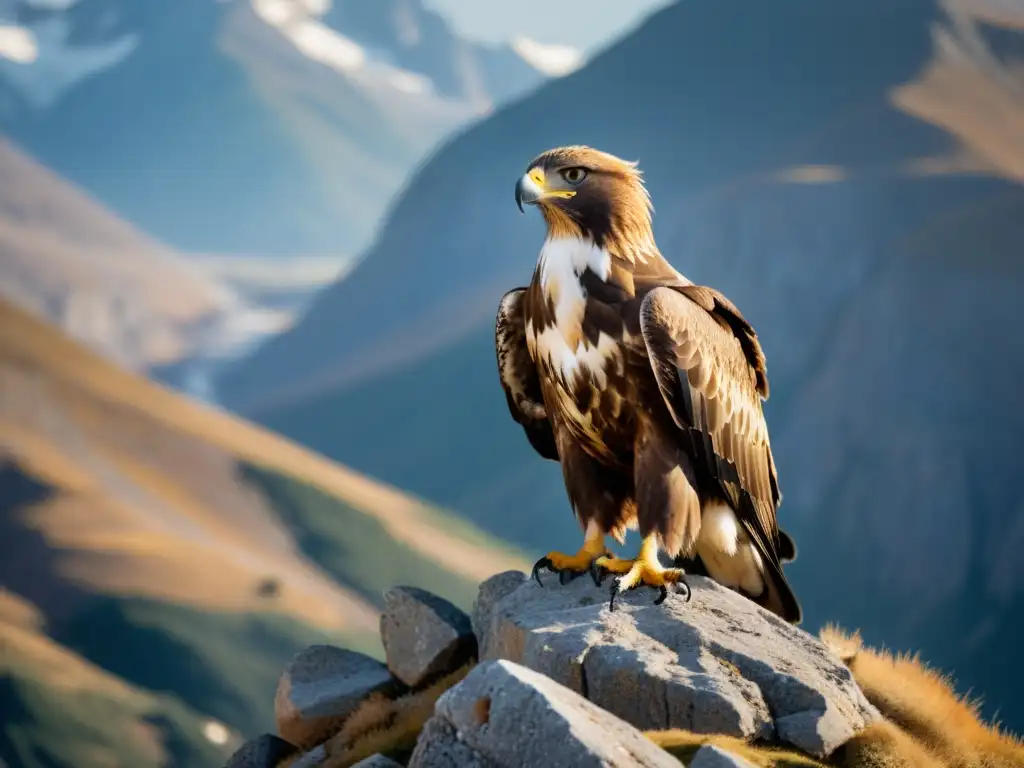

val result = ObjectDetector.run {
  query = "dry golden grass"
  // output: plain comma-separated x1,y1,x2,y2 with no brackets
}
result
0,588,45,632
0,298,527,637
0,604,145,701
821,626,1024,768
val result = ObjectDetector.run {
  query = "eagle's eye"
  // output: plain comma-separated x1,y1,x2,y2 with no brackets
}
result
560,167,588,185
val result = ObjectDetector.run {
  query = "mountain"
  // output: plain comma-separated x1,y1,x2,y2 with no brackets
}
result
0,137,273,373
220,0,1024,732
321,0,554,104
0,0,551,260
0,297,525,768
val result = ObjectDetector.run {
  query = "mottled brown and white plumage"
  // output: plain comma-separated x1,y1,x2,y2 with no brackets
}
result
496,145,801,622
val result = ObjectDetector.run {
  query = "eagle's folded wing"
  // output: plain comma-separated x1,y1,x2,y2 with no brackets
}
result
495,288,558,461
638,284,781,555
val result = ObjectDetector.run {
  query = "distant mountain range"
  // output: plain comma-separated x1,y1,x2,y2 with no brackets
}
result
0,0,572,383
0,0,557,259
0,298,525,768
220,0,1024,733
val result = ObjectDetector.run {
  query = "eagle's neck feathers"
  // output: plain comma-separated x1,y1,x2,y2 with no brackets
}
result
527,236,623,389
538,236,611,319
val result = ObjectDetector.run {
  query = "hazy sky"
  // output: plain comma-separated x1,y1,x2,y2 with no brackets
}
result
423,0,674,54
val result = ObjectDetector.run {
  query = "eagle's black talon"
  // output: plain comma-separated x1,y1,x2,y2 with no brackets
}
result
654,585,669,605
676,579,692,603
532,557,552,586
589,561,607,587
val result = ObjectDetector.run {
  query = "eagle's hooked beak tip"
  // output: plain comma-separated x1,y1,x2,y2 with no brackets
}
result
515,172,542,213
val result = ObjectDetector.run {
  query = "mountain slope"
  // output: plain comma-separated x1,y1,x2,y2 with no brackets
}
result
0,138,257,372
0,297,525,768
223,0,1024,731
0,0,548,259
321,0,548,106
0,591,226,768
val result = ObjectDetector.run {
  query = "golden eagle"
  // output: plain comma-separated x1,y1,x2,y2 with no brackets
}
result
496,146,801,622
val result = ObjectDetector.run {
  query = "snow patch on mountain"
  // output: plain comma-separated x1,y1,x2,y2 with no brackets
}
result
0,24,35,62
0,6,136,107
252,0,434,95
511,36,583,76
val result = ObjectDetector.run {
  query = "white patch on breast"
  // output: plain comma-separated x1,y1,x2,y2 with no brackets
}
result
538,236,611,328
530,236,619,387
697,501,765,596
535,326,620,387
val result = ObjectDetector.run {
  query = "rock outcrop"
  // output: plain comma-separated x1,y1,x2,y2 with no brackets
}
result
380,586,477,688
473,572,879,758
408,660,679,768
225,734,298,768
223,570,1021,768
275,645,397,749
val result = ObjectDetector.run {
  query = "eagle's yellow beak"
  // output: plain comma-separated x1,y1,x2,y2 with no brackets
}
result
515,168,545,212
515,167,575,213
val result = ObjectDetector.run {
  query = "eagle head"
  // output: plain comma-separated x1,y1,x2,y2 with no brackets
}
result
514,145,653,252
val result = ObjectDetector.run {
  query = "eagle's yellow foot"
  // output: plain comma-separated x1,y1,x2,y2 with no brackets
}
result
592,537,691,611
532,544,611,587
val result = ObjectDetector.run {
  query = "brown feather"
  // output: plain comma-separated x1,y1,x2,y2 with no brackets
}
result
639,285,799,622
495,288,558,461
634,417,702,556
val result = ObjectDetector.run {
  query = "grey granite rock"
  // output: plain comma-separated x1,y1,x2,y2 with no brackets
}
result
409,718,501,768
409,659,679,768
275,645,395,749
351,754,406,767
223,733,297,768
471,570,527,659
288,744,326,767
380,586,477,687
689,745,758,768
473,573,880,758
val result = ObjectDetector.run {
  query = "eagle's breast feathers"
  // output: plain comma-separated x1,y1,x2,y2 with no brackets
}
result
525,237,637,461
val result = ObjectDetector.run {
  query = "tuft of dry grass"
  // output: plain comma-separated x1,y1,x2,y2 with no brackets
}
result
821,625,1024,768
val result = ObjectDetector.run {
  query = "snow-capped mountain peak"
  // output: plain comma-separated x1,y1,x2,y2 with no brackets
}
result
251,0,434,94
511,36,583,77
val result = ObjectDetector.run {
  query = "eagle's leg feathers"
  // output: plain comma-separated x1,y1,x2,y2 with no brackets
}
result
532,525,610,587
593,534,690,611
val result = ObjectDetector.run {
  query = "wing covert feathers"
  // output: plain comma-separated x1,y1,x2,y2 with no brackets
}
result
495,288,558,461
640,285,800,623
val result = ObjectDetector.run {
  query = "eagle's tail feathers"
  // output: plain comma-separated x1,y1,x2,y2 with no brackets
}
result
777,527,798,564
748,525,803,625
